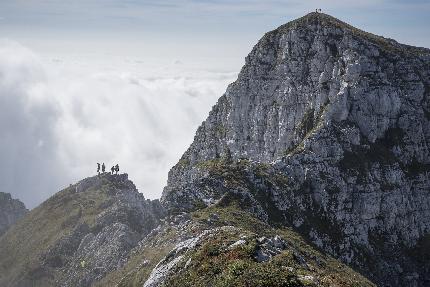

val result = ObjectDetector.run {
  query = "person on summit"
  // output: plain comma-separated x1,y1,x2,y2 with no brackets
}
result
102,163,106,173
97,163,100,175
111,166,115,175
115,164,119,175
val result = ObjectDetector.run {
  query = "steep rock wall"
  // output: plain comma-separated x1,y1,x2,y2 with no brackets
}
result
162,13,430,286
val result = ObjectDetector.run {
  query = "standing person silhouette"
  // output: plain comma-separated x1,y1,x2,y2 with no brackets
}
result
102,163,106,173
115,164,119,175
97,163,100,175
111,166,115,175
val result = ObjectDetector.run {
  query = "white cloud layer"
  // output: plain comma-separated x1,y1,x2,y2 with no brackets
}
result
0,39,236,208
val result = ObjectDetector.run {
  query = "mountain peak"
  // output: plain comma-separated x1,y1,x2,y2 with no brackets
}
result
162,11,430,286
288,11,345,24
269,12,430,56
272,11,365,34
74,173,135,194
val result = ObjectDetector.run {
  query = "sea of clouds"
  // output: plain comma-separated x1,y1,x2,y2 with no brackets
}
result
0,39,237,208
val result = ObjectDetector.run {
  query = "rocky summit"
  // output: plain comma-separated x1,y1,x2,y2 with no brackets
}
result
0,192,27,237
0,12,429,287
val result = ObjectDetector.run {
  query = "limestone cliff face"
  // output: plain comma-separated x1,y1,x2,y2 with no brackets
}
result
0,192,27,236
162,13,430,286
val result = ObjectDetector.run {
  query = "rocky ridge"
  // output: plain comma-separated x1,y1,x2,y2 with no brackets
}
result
0,173,165,287
0,192,27,237
0,173,373,287
98,197,375,287
162,12,430,286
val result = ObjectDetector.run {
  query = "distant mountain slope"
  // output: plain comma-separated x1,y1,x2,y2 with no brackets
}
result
0,192,27,237
162,12,430,286
0,174,164,287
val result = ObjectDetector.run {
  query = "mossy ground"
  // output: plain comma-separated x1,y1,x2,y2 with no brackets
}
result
101,194,375,287
162,203,375,287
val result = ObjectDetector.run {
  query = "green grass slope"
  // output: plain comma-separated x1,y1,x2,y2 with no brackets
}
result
98,198,376,287
0,176,119,286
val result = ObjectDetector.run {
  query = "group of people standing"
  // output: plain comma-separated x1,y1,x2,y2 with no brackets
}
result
97,163,119,175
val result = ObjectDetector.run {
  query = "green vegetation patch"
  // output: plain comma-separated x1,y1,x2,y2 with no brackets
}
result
165,204,375,287
297,108,315,139
162,231,306,287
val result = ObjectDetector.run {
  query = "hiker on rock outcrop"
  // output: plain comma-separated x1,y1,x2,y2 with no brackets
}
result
115,164,119,175
97,163,100,175
102,163,106,173
111,166,115,175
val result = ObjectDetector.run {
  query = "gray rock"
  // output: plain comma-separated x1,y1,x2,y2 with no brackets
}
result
254,249,271,263
161,12,430,287
40,174,166,287
0,192,27,236
228,239,246,250
143,229,212,287
254,235,288,262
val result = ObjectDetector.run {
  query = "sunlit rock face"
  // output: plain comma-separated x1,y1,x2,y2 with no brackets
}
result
162,13,430,286
0,192,27,236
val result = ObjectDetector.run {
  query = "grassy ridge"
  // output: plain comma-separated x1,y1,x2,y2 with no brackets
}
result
105,200,375,287
0,180,111,286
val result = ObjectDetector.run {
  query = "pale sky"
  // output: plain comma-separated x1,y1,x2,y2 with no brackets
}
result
0,0,429,208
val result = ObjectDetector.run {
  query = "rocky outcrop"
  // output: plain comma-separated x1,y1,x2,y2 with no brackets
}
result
45,174,166,287
0,192,27,236
143,228,214,287
162,13,430,286
0,173,166,287
139,207,375,287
